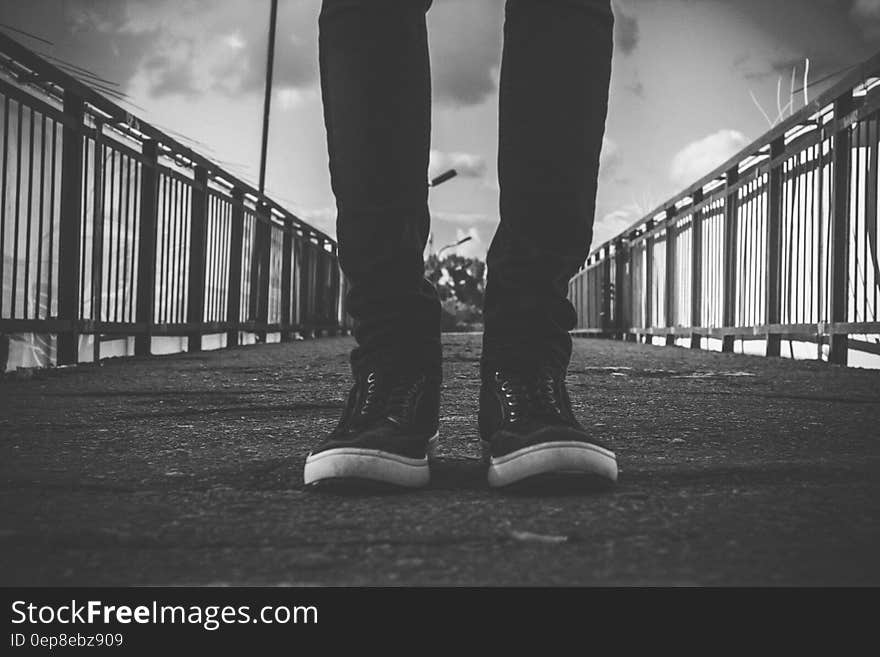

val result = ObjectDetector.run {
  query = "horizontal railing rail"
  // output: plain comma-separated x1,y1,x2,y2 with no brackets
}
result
570,49,880,366
0,33,349,369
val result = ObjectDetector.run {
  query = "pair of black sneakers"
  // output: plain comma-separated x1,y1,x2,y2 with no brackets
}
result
303,364,618,490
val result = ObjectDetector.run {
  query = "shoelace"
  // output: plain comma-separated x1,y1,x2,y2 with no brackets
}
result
386,376,422,421
355,371,422,424
359,372,381,419
497,370,563,424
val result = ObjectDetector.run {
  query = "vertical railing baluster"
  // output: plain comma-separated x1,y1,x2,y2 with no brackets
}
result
57,91,84,365
255,203,272,342
613,238,628,339
321,241,332,334
280,218,293,341
339,263,349,334
24,105,34,320
644,219,655,344
765,136,786,357
186,165,208,352
829,93,855,365
865,115,878,326
329,242,341,336
665,207,678,346
293,234,303,331
601,243,612,335
35,115,46,322
309,236,321,338
722,166,740,353
135,140,159,356
247,211,260,329
0,94,8,321
226,188,244,348
302,238,314,337
690,189,704,349
90,123,105,363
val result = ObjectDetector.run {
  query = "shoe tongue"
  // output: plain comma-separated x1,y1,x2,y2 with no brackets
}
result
502,366,554,385
352,349,442,380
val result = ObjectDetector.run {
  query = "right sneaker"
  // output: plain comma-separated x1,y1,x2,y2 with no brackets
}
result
303,366,440,489
479,365,617,489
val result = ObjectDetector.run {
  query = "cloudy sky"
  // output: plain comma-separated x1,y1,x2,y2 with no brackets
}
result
2,0,879,259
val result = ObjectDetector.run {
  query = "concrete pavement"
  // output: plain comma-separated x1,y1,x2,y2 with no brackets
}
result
1,333,878,585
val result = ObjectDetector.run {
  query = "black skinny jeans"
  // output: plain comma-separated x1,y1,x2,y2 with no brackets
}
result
319,0,613,377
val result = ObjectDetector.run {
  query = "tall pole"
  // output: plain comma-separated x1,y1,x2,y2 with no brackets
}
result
259,0,279,195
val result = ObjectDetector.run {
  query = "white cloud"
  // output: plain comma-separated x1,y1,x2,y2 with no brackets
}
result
669,129,748,188
294,206,336,237
599,136,620,178
432,211,494,225
852,0,880,19
427,1,504,107
223,32,246,50
276,86,318,111
593,203,643,246
113,0,321,97
482,177,500,192
851,0,880,37
429,150,487,179
591,190,665,248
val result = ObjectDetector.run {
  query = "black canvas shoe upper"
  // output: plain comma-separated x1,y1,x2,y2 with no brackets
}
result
311,367,440,460
479,365,611,458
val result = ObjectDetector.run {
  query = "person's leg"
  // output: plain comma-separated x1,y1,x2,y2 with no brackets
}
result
305,0,441,489
479,0,617,488
319,0,440,375
483,0,613,374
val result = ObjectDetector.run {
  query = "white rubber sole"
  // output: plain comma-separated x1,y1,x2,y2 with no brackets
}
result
304,433,438,488
485,440,618,488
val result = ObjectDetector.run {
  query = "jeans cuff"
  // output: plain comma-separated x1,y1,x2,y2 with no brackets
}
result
351,342,442,379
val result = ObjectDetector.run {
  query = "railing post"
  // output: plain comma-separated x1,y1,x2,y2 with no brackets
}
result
613,238,629,339
829,93,854,365
57,91,84,365
765,136,785,357
644,219,655,344
339,264,350,334
186,165,208,352
255,204,272,342
867,114,879,327
313,240,326,336
302,238,315,337
665,207,678,346
247,211,261,326
601,243,612,335
280,218,293,341
313,240,321,335
323,240,339,336
225,188,244,348
135,140,159,356
329,242,341,335
690,189,704,349
90,121,105,364
293,233,303,330
722,166,740,352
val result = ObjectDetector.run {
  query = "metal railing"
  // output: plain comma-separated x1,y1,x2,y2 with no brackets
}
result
0,34,348,368
570,50,880,366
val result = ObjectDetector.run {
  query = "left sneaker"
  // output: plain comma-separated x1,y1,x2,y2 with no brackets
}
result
303,366,440,489
478,366,617,488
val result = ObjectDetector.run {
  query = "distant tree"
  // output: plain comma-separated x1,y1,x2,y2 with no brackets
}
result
424,253,486,331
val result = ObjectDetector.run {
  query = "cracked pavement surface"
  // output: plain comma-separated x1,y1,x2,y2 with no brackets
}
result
1,333,878,585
